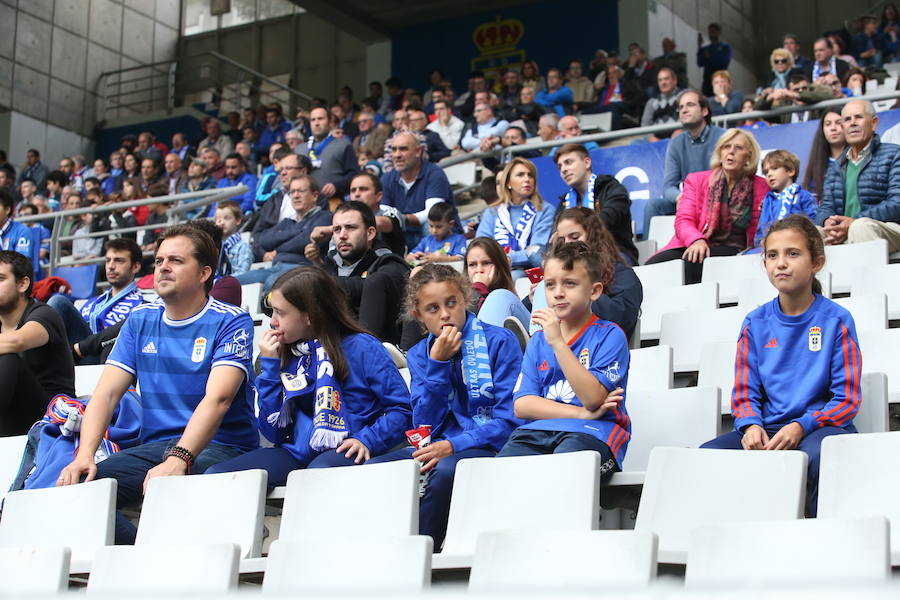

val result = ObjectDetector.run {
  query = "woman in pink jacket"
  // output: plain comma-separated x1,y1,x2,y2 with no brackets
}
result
646,128,768,284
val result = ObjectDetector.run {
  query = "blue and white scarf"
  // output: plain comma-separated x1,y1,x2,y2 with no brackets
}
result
307,134,334,169
562,173,598,210
774,183,803,220
277,339,349,451
493,202,537,252
0,219,11,250
85,282,138,334
432,313,495,424
222,231,241,256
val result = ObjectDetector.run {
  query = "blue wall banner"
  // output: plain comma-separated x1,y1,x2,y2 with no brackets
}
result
532,109,900,235
391,0,619,95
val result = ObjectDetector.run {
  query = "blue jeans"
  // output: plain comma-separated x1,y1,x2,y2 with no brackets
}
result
94,439,246,544
641,197,676,241
367,446,496,550
477,288,532,329
700,425,853,517
235,262,300,293
47,294,92,345
205,445,362,488
497,429,619,482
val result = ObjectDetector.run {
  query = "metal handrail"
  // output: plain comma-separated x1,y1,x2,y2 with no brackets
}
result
19,186,247,274
206,51,313,103
436,90,900,168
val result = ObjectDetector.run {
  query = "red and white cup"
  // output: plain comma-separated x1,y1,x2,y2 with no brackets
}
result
406,425,432,497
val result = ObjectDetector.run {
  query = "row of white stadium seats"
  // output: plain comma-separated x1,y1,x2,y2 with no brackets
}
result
2,440,900,593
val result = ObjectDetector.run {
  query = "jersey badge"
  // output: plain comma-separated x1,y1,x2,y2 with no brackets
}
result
578,347,590,368
808,327,822,352
191,337,208,363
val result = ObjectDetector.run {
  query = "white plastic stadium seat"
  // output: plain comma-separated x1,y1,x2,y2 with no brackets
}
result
701,253,766,304
646,216,675,248
0,547,71,595
279,460,419,542
622,387,721,473
514,276,531,300
136,470,266,559
697,341,738,415
579,112,612,133
469,530,657,592
444,161,477,187
87,543,239,594
263,536,432,594
858,330,900,403
640,282,718,341
857,372,890,435
75,364,106,397
633,259,683,292
434,452,601,569
659,306,744,372
818,432,900,565
686,517,890,586
834,293,888,332
824,238,888,294
0,478,116,572
0,435,27,498
627,345,673,392
634,447,807,563
241,282,264,316
634,239,657,265
852,264,900,319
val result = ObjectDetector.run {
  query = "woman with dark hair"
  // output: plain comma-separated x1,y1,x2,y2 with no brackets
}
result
881,3,900,60
206,267,411,486
803,109,846,199
528,207,642,340
521,60,546,93
121,176,150,225
829,34,860,69
122,152,140,179
465,236,532,329
646,128,768,284
843,67,867,97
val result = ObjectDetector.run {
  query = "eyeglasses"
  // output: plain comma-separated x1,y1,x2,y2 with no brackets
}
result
773,58,789,64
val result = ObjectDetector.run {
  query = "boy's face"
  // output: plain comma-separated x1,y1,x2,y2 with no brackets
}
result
543,258,603,324
763,162,795,193
427,218,453,240
214,208,240,236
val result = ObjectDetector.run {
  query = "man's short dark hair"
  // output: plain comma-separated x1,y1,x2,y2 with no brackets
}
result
334,201,376,230
469,70,485,79
156,224,219,293
47,170,68,187
433,99,449,111
708,22,721,31
188,219,224,253
18,203,36,216
506,125,527,140
0,250,33,296
0,188,13,211
788,72,809,86
352,172,382,194
224,152,246,167
815,36,833,50
553,143,591,165
19,177,35,186
273,146,294,162
677,89,712,125
296,154,313,172
385,76,403,89
105,237,142,265
84,176,100,187
265,106,279,116
28,148,40,158
427,202,455,223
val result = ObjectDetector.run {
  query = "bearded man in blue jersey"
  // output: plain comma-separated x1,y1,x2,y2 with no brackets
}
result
57,224,258,543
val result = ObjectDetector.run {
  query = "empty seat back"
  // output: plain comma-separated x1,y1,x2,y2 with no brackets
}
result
659,306,744,372
628,345,673,392
639,282,718,340
0,546,70,595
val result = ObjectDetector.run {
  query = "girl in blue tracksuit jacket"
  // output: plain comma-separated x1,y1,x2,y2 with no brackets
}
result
368,264,523,550
207,267,411,486
702,214,861,516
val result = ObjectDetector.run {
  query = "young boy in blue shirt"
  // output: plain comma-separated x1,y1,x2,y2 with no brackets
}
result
406,202,468,265
498,241,630,481
751,150,817,251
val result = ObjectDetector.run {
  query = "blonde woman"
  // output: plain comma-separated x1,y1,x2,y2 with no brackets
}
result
475,157,556,270
761,48,799,92
647,128,768,283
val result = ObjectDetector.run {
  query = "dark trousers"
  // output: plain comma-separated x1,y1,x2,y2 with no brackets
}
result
0,353,49,436
644,245,741,285
204,445,362,488
355,271,406,344
367,446,496,550
700,425,853,517
497,429,619,482
94,440,246,544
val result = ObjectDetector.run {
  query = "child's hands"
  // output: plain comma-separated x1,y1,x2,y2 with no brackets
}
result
741,424,769,450
413,440,454,473
532,308,563,346
764,422,804,451
257,329,281,359
430,325,462,361
579,387,623,419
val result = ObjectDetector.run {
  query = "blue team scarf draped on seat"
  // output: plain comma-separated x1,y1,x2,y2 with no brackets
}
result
277,339,349,451
307,134,334,169
87,282,138,334
562,173,598,210
493,202,537,252
772,182,803,220
429,313,496,424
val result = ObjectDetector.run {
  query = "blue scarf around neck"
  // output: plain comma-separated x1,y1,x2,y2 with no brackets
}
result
307,134,334,168
493,202,537,252
88,282,138,334
429,313,495,424
562,173,598,210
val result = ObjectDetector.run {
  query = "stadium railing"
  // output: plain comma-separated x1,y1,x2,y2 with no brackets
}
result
16,185,249,276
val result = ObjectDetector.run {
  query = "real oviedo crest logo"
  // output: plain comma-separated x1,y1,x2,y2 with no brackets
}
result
808,326,822,352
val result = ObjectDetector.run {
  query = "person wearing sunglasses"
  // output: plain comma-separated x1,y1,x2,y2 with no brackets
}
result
760,48,800,94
